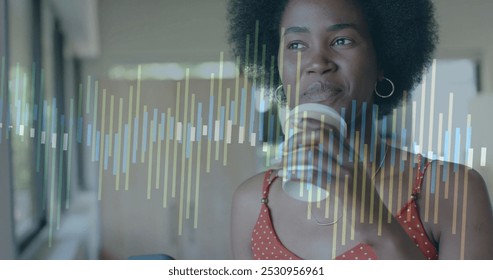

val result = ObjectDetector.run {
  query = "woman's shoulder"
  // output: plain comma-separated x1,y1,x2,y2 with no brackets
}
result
234,170,271,203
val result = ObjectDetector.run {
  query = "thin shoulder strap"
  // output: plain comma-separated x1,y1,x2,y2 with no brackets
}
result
413,154,432,197
261,169,276,202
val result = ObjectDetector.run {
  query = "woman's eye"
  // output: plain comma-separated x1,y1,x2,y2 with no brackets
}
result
332,38,353,46
287,42,307,50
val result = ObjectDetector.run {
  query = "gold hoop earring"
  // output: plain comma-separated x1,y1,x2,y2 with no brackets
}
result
374,77,395,99
274,85,287,105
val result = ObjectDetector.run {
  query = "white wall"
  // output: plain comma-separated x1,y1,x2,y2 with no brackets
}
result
82,0,261,259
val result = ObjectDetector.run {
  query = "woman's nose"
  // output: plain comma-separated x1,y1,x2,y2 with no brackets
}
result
305,50,337,75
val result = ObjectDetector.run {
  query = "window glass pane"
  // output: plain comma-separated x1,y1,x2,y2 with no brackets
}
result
8,0,38,243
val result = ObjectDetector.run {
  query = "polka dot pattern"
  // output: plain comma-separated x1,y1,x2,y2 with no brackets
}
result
251,158,439,260
335,244,378,260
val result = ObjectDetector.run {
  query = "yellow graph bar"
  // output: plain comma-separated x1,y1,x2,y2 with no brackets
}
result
234,56,240,125
445,93,454,199
109,95,114,157
397,91,408,211
91,80,99,162
434,113,443,222
186,94,196,219
215,53,224,161
331,163,340,259
125,86,134,191
206,74,214,173
317,117,326,207
194,130,203,228
378,152,386,236
140,105,148,164
427,60,437,155
351,132,360,240
172,82,181,197
115,98,123,190
342,175,349,246
136,65,142,161
369,114,378,224
98,90,107,200
452,165,459,234
419,75,427,153
223,89,230,166
147,119,154,200
298,112,308,197
460,167,469,259
295,52,301,107
66,98,75,209
155,122,163,190
388,111,397,223
306,130,316,220
360,144,368,223
179,69,191,226
86,76,91,115
163,108,171,208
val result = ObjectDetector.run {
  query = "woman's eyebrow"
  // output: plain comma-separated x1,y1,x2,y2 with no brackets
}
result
283,23,358,36
326,23,358,32
283,26,310,36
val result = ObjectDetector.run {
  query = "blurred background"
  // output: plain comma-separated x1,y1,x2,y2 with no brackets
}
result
0,0,492,260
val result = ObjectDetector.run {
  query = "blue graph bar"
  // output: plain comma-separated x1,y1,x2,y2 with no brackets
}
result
249,88,256,137
169,117,175,140
454,128,460,172
208,95,214,140
430,160,437,194
258,99,264,141
338,108,346,165
132,117,139,164
142,111,148,154
230,101,235,123
160,113,165,141
400,128,407,173
391,126,397,166
77,117,83,143
34,104,38,121
153,109,158,143
466,125,472,165
104,134,109,170
113,134,119,175
220,106,225,140
349,100,356,161
186,123,191,159
369,105,378,162
95,131,101,162
240,88,246,127
380,115,387,168
122,124,129,173
359,102,367,162
268,112,274,144
16,100,21,134
317,142,324,187
87,124,92,146
51,98,57,132
327,131,334,185
197,103,202,143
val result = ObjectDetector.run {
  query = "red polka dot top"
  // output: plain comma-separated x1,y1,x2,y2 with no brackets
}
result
251,154,439,260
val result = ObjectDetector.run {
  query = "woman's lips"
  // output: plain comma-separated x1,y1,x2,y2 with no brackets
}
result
300,81,342,103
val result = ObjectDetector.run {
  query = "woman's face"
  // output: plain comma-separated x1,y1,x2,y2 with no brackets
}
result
279,0,381,118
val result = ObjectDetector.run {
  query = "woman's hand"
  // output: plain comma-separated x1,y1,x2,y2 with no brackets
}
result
280,114,425,259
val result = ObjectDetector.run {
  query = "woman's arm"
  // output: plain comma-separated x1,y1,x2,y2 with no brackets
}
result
437,166,493,259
